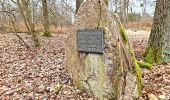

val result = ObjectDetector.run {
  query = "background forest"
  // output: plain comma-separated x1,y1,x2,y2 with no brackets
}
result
0,0,155,34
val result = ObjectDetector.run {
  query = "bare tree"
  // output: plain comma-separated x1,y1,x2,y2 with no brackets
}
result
119,0,129,24
0,0,30,48
15,0,40,46
110,0,129,24
42,0,51,36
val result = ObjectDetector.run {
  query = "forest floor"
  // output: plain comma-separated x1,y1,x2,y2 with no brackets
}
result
127,30,170,100
0,30,170,100
0,33,92,99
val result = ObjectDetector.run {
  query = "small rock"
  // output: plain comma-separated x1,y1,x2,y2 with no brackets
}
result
75,89,81,94
165,66,170,74
158,95,166,100
25,93,34,100
45,86,54,92
148,94,158,100
37,85,45,93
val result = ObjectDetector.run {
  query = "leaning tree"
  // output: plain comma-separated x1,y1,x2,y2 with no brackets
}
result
14,0,40,47
145,0,170,63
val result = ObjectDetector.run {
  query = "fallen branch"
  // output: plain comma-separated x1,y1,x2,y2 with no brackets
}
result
13,32,30,49
4,88,22,95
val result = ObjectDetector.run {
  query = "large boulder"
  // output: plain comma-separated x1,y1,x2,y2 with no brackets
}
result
65,0,139,99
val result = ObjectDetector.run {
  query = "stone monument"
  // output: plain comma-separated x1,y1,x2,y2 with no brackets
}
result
65,0,139,99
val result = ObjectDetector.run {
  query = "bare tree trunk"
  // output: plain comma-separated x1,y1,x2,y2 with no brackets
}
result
125,0,129,23
42,0,51,37
142,0,147,17
16,0,30,32
119,0,126,24
0,0,30,48
16,0,40,47
120,0,129,24
145,0,170,63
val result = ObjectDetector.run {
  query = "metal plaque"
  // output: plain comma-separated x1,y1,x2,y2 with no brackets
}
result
77,29,104,53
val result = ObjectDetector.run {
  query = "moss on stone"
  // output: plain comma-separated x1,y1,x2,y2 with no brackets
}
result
137,61,152,70
119,24,128,44
129,49,142,95
145,46,162,64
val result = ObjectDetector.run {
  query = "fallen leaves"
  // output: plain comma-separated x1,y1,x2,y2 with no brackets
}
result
0,30,169,99
127,30,170,100
0,33,93,99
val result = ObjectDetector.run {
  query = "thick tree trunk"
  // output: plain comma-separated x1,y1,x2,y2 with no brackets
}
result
42,0,51,37
65,0,139,99
162,1,170,62
145,0,170,63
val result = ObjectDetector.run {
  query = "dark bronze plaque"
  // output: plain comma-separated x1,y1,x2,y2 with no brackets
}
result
77,29,104,53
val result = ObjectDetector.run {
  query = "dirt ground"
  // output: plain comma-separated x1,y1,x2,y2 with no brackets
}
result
0,30,170,99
